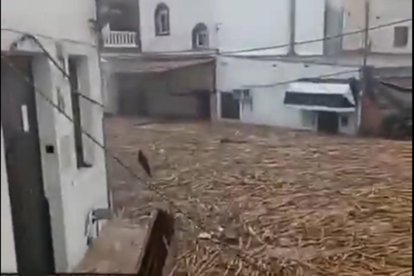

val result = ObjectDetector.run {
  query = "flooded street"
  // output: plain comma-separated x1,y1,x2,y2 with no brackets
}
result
105,117,412,276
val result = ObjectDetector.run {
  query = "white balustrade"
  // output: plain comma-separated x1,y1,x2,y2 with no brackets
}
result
104,31,138,48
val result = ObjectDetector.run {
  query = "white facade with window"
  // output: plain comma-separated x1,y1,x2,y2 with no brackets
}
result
1,0,109,273
216,56,360,135
138,0,326,55
139,0,215,52
342,0,412,54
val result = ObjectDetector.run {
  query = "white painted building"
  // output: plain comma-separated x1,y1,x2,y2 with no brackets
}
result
216,56,360,135
1,0,109,274
136,0,326,55
342,0,412,54
139,0,216,52
101,0,410,134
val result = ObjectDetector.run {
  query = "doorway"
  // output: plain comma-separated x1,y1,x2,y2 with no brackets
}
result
196,91,211,119
1,55,55,275
221,92,240,120
317,111,339,134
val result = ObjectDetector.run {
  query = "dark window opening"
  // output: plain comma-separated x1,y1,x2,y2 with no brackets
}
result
221,92,240,120
192,23,209,49
394,26,409,47
155,3,170,36
341,115,349,126
68,57,92,169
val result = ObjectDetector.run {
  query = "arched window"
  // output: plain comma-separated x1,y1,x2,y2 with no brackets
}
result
155,3,170,36
192,23,209,49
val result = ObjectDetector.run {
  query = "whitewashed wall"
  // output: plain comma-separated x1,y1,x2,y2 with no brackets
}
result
216,56,360,134
325,0,345,55
139,0,216,52
215,0,290,54
1,130,17,273
294,0,326,55
138,0,326,55
343,0,412,53
1,0,108,272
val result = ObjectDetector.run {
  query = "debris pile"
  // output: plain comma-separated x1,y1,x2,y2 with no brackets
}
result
106,118,412,276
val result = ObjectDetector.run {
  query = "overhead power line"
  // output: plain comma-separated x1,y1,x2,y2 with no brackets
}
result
118,17,411,57
241,69,360,89
0,54,278,276
219,17,413,55
4,32,104,109
2,17,411,57
1,15,410,275
1,27,97,48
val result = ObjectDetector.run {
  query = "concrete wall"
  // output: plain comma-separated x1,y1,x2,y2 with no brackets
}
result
139,0,215,52
117,74,200,117
116,64,214,118
167,63,215,94
215,0,290,54
102,64,119,115
216,56,359,134
294,0,326,55
325,0,345,55
343,0,412,53
217,0,325,55
138,0,326,55
1,130,17,273
338,112,358,135
2,0,108,272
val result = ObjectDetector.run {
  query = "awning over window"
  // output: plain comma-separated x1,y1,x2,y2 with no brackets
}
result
284,81,356,113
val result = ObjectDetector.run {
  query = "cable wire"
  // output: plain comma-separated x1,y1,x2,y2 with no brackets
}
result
3,15,408,274
1,27,97,48
1,53,279,276
219,18,412,55
9,33,105,108
113,17,411,57
241,68,360,89
3,17,411,58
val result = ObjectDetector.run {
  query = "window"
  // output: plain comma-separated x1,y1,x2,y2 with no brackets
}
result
68,57,93,168
341,115,349,127
155,3,170,36
233,89,253,111
302,110,316,128
192,23,209,49
394,26,409,47
221,92,240,120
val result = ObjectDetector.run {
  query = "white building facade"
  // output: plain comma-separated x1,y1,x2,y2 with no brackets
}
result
136,0,326,55
213,0,361,135
102,0,410,135
216,56,360,135
139,0,216,52
342,0,412,54
1,0,109,274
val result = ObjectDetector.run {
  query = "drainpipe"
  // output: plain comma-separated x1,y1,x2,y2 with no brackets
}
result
288,0,297,56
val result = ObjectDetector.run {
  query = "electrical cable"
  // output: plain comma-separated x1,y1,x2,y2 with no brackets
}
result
8,33,105,108
1,53,281,276
1,27,97,48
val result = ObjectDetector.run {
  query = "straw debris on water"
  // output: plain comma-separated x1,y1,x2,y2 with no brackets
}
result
107,118,412,276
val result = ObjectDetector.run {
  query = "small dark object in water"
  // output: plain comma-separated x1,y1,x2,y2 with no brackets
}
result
138,150,152,177
219,138,247,144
